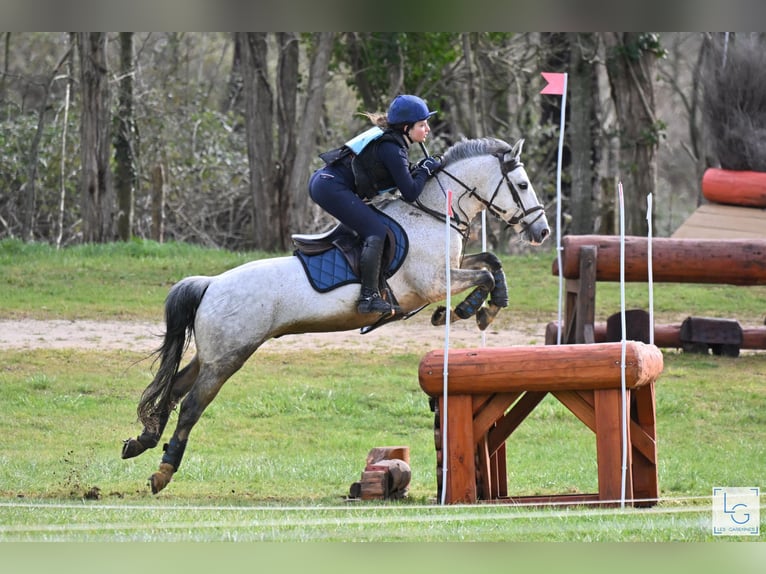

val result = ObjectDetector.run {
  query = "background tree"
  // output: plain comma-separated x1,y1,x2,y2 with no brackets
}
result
285,32,335,241
703,33,766,172
20,45,72,242
114,32,136,242
0,32,715,252
238,32,277,251
603,32,665,236
567,33,601,235
78,32,113,242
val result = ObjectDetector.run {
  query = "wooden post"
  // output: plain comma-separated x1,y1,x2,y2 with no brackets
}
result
594,388,632,503
444,395,476,503
630,384,658,506
575,245,597,344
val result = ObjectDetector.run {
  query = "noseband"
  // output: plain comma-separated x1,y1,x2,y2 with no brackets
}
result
469,153,546,226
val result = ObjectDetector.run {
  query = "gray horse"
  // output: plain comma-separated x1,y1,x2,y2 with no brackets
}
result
122,137,550,494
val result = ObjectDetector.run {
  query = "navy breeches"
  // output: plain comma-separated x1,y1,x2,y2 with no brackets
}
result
309,168,388,241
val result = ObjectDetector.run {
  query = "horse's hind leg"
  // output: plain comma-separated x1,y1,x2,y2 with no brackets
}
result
122,356,200,459
148,357,243,494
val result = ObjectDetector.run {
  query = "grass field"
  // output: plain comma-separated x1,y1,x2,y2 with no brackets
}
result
0,238,764,547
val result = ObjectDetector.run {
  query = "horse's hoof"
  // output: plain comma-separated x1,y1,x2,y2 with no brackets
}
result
476,305,500,331
149,463,175,494
121,438,147,459
431,306,447,326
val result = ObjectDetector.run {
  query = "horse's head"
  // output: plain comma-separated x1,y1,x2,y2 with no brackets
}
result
439,138,550,245
493,139,550,245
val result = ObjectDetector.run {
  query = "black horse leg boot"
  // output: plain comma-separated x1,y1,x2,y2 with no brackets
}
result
357,236,394,315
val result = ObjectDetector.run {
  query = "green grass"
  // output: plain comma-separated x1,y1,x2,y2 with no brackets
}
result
0,238,272,320
0,238,764,542
0,347,763,541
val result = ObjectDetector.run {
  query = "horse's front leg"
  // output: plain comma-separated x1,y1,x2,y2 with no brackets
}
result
465,253,508,330
430,252,508,331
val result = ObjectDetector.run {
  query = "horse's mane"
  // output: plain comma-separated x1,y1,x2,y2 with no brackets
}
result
441,137,510,167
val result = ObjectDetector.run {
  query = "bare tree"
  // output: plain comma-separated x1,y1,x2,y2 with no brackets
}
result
238,32,278,251
237,32,335,251
285,32,334,240
20,44,72,241
78,32,113,242
115,32,136,242
568,33,601,235
603,33,662,236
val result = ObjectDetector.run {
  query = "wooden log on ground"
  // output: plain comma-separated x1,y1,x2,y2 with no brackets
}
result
418,341,663,395
702,167,766,208
366,446,410,466
544,320,766,350
551,235,766,285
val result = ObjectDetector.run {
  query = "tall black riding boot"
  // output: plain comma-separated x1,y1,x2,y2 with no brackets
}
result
356,236,394,315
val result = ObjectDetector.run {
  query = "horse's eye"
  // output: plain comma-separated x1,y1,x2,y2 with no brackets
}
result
518,182,528,190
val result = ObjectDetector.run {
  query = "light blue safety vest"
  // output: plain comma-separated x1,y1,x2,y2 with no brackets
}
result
344,127,384,155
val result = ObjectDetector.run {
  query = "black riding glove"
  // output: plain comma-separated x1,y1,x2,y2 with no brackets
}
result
418,155,443,177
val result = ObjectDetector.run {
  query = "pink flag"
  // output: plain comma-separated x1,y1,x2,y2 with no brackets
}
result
540,72,566,95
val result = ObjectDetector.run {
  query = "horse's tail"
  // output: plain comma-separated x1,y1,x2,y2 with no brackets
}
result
137,276,211,428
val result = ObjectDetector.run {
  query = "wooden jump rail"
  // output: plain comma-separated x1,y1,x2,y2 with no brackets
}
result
418,341,664,506
551,235,766,346
545,320,766,352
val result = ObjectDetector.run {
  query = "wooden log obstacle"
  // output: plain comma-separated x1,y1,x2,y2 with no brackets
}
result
551,235,766,349
545,314,766,357
702,167,766,208
418,341,664,506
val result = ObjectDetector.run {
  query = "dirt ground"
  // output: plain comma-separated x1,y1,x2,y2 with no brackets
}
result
0,315,550,354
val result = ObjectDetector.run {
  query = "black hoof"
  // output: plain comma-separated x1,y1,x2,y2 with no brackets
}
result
121,438,147,459
431,306,447,326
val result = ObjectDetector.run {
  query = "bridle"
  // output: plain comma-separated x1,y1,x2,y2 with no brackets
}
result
414,151,546,238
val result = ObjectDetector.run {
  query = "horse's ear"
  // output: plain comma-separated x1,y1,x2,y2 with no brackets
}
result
511,138,525,160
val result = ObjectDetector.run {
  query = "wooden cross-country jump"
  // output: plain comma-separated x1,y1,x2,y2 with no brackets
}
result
551,235,766,348
418,341,664,506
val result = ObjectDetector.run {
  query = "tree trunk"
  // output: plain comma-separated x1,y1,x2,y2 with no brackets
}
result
222,32,243,114
0,33,10,114
603,33,660,236
285,32,335,242
56,35,75,249
239,32,278,251
275,32,299,246
540,33,571,239
78,32,113,243
461,33,482,137
568,32,599,234
115,32,135,242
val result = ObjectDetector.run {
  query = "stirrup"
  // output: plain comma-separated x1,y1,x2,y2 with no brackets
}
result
357,292,395,315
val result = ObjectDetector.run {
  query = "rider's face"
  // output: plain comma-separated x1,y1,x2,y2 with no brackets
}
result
408,120,430,143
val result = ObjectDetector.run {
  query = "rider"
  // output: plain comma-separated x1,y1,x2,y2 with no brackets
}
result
309,94,443,316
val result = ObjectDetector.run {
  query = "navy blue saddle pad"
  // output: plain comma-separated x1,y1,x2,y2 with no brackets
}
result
294,210,408,293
